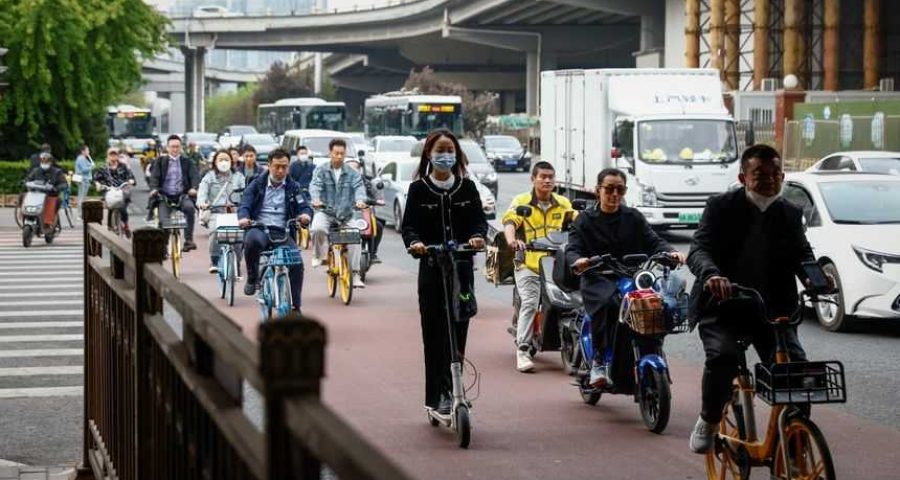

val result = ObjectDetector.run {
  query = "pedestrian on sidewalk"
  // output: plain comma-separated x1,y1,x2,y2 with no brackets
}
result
402,129,487,415
74,144,95,213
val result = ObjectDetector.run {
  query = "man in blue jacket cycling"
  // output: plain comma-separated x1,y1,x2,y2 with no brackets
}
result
238,149,313,310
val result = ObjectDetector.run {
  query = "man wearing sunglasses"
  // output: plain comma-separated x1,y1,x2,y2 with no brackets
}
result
566,168,686,388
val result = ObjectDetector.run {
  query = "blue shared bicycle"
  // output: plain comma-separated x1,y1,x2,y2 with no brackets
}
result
247,220,302,321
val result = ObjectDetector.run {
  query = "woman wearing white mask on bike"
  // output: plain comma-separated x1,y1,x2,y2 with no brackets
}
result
198,150,246,273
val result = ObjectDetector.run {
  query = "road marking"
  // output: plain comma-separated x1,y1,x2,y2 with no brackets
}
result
0,386,82,399
0,334,83,342
0,311,82,318
0,300,82,307
0,322,82,329
0,366,82,377
0,349,82,358
0,292,82,298
0,285,82,291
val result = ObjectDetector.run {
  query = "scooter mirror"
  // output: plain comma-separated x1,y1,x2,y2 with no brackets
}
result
571,199,587,211
515,205,533,217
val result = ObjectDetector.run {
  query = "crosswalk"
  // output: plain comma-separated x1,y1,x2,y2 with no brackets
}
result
0,227,84,399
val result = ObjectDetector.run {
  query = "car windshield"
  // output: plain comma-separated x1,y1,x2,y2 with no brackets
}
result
243,134,277,145
186,133,217,143
637,119,737,164
485,137,521,150
399,162,419,182
378,138,417,153
460,142,488,164
229,126,257,136
859,157,900,175
303,137,352,157
819,180,900,224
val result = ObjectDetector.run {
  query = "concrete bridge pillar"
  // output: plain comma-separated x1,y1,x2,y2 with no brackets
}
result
182,46,207,132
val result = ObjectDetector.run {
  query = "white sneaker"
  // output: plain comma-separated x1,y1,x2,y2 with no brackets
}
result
309,258,323,268
689,416,717,454
516,349,535,372
353,276,366,288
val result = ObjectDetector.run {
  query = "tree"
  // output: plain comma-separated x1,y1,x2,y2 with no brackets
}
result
403,66,498,139
252,61,315,106
0,0,168,159
206,84,258,134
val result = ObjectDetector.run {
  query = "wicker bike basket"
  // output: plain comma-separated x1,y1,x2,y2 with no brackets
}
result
623,291,667,336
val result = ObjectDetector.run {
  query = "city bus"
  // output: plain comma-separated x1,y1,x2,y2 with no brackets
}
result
364,93,463,139
257,97,347,135
105,104,155,139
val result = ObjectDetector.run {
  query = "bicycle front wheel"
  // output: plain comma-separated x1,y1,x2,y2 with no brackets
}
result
226,249,237,307
170,231,182,278
706,393,749,480
339,251,353,305
771,415,836,480
326,250,337,298
274,271,292,319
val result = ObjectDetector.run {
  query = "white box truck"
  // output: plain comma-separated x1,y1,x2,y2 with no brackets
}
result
541,68,741,228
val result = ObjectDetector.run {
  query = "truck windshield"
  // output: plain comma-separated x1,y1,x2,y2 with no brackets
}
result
637,120,737,164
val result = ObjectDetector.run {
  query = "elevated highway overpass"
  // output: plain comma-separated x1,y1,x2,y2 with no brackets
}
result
166,0,665,131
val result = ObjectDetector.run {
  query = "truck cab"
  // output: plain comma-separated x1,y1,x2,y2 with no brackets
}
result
541,68,740,229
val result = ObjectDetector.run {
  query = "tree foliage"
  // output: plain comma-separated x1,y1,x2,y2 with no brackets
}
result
206,84,258,134
403,66,498,139
252,61,316,106
0,0,168,159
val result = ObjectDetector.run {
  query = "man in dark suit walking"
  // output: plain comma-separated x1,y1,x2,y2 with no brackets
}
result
687,144,827,453
148,134,201,251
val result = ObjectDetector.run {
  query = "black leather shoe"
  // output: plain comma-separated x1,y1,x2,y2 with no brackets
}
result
243,280,257,296
183,241,197,252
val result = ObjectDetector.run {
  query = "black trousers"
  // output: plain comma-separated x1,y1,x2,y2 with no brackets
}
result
417,259,473,409
590,302,619,363
698,319,806,423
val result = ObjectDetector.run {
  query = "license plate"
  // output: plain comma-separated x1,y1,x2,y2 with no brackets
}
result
678,212,702,224
505,160,518,166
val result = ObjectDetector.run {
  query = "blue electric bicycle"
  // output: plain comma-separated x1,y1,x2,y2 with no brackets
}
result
247,219,302,321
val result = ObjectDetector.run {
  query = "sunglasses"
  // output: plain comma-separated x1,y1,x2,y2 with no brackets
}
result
599,184,627,195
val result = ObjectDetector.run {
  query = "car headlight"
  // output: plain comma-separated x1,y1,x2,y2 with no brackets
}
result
483,171,497,183
853,245,900,273
523,152,532,160
639,182,658,207
483,203,495,213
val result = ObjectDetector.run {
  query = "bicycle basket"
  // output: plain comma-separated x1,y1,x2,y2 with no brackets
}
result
162,210,188,229
328,228,361,245
104,189,125,209
216,226,244,244
622,290,667,336
754,361,847,405
271,246,302,267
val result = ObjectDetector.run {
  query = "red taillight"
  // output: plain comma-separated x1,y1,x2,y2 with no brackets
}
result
611,147,622,159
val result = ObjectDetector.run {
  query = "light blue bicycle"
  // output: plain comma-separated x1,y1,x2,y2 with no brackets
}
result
248,220,302,321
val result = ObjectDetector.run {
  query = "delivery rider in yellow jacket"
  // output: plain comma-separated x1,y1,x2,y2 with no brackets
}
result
502,161,575,373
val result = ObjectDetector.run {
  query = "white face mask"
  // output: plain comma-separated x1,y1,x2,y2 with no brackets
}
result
746,189,780,212
216,160,232,173
40,163,51,171
298,153,310,162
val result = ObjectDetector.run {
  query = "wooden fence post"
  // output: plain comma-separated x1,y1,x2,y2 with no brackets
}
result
131,227,167,479
259,313,327,480
80,200,104,478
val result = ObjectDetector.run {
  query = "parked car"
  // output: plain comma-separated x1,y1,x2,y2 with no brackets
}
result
183,132,220,159
376,159,497,228
239,133,279,164
218,125,258,149
807,151,900,175
483,134,532,172
411,138,499,198
368,135,418,177
280,129,360,167
782,171,900,331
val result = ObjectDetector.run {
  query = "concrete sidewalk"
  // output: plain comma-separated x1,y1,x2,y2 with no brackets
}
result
0,461,75,480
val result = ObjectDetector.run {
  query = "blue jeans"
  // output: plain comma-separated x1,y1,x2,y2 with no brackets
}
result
243,228,304,309
77,180,90,210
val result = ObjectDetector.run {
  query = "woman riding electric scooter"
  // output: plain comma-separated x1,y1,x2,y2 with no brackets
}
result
402,129,487,449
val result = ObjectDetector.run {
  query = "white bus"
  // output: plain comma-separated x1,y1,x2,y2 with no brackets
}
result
364,93,463,139
105,104,155,139
257,98,347,135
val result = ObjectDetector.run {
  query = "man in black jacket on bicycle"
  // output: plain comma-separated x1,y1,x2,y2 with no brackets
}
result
687,144,827,454
148,135,201,251
238,149,312,310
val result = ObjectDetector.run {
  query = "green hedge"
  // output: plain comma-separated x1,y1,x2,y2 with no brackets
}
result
0,159,98,194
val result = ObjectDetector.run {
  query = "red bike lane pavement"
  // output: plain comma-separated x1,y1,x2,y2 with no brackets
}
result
176,230,900,479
